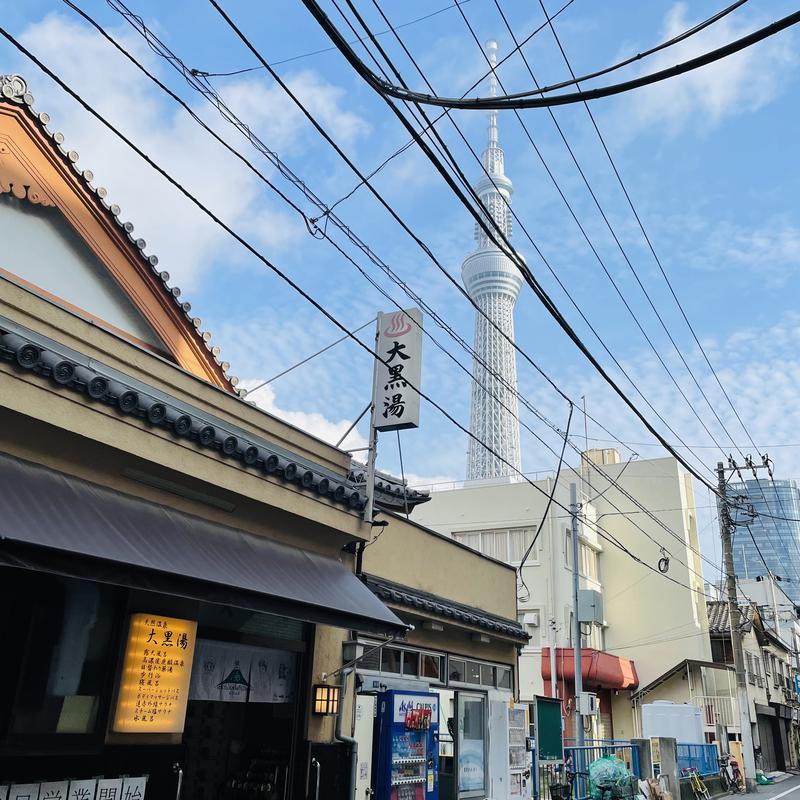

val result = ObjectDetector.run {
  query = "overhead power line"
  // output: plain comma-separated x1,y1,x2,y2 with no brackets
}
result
342,7,800,109
71,0,721,587
300,0,729,494
190,0,475,75
3,25,715,601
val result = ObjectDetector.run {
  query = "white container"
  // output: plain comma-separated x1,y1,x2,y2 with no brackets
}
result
642,700,704,743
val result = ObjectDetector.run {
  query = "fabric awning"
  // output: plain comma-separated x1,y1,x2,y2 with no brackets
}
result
0,452,406,636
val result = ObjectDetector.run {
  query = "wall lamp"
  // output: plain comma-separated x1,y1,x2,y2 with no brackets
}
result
313,683,341,715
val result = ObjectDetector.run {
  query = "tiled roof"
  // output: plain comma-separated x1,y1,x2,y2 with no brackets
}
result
706,600,755,634
363,574,528,642
0,318,367,513
0,74,238,391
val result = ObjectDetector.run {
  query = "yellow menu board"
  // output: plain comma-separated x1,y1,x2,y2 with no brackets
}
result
113,613,197,733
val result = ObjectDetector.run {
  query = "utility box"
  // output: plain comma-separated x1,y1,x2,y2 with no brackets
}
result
577,589,604,624
578,692,599,716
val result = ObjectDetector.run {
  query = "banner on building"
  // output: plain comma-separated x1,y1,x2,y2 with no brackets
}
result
189,639,296,704
372,309,423,432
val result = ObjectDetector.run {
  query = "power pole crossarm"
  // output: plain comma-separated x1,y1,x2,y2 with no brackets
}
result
718,462,757,791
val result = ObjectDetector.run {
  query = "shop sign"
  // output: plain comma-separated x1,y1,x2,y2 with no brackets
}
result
189,640,297,704
392,693,438,724
1,777,146,800
372,309,423,432
112,613,197,734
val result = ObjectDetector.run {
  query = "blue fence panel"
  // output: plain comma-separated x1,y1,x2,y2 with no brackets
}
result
677,743,719,777
563,741,641,800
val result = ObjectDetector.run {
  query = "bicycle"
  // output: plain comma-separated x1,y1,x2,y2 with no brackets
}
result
719,754,743,793
681,767,711,800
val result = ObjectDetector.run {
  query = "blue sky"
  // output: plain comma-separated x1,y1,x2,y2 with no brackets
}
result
3,0,799,567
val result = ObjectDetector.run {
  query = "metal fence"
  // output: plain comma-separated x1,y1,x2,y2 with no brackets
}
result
677,743,719,776
537,741,642,800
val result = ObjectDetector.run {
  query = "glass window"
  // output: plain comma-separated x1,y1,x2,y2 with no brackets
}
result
454,532,481,552
449,659,466,683
359,646,381,671
465,661,481,685
11,576,118,736
485,531,509,561
480,665,495,687
403,650,419,676
509,528,534,563
421,654,442,681
457,693,487,795
497,667,512,690
382,647,401,674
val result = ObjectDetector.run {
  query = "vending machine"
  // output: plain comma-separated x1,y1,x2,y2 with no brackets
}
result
374,690,440,800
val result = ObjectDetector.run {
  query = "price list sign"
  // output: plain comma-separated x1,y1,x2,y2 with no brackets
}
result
113,614,197,734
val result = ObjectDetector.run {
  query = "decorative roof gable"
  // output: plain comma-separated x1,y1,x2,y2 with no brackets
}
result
0,74,236,391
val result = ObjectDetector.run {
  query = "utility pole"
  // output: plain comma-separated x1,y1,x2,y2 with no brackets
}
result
570,482,585,748
717,462,757,791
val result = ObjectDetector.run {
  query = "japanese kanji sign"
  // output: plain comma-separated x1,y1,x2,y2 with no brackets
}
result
372,308,423,432
112,613,197,733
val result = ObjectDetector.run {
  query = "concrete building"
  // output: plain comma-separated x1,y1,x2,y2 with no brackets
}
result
414,449,711,740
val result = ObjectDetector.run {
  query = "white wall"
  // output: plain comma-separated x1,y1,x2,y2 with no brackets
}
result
415,455,711,706
0,194,164,348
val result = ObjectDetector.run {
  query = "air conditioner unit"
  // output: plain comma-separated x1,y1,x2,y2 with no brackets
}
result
578,692,599,716
523,610,540,628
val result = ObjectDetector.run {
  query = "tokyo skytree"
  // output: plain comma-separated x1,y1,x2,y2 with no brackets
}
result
463,40,523,481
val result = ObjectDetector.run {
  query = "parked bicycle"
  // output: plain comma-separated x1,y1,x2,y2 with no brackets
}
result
681,767,711,800
719,754,743,793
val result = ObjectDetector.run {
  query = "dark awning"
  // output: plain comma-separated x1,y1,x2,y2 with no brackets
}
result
0,452,406,636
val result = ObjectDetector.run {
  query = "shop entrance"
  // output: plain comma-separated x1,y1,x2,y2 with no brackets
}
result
180,605,308,800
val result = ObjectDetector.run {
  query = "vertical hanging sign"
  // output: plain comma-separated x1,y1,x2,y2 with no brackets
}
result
372,308,423,432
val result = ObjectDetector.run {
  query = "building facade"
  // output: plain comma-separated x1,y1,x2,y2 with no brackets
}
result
414,450,710,741
729,479,800,601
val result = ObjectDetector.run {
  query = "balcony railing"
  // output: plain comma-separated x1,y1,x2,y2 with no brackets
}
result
690,695,739,728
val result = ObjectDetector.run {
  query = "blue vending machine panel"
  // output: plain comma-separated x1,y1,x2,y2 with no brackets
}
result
374,691,440,800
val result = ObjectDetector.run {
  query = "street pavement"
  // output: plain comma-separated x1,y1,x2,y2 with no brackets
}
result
748,773,800,799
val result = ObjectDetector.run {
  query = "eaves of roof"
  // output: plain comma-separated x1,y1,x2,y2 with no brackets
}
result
0,74,238,391
0,317,367,513
363,573,528,643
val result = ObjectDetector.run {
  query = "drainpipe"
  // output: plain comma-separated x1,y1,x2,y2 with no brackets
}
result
335,666,358,800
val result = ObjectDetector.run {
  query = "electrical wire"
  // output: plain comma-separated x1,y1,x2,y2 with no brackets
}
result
191,0,476,75
328,0,725,588
105,0,631,451
65,0,724,595
297,0,730,493
342,8,800,109
517,402,574,602
484,0,751,466
2,25,715,601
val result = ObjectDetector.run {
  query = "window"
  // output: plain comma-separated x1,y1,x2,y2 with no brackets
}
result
480,665,495,686
421,654,442,681
466,662,482,685
7,575,119,737
403,650,419,676
453,527,536,565
449,659,466,683
497,667,512,690
381,647,401,674
580,543,599,581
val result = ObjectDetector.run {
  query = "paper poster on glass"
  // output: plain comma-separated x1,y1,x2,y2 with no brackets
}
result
457,694,486,793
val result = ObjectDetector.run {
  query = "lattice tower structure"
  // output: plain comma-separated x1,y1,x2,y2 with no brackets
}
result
463,40,523,481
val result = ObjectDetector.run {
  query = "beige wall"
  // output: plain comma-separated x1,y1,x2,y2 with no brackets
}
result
362,513,518,621
0,279,370,550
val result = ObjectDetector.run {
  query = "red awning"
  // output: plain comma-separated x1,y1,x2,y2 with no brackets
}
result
541,648,639,690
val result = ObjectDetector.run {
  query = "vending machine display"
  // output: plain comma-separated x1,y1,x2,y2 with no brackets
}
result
374,691,440,800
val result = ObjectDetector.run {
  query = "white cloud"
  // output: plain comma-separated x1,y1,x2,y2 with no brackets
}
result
614,2,797,137
239,381,369,451
10,13,368,289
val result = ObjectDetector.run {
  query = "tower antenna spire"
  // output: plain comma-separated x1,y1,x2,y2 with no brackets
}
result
463,39,523,481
